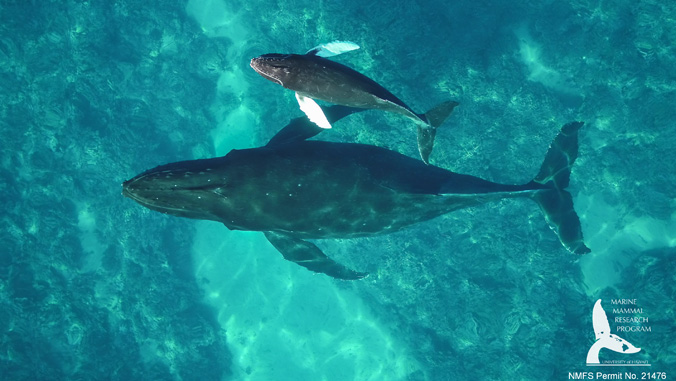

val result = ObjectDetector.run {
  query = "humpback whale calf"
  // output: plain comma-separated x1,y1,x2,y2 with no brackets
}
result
122,107,590,280
250,41,458,164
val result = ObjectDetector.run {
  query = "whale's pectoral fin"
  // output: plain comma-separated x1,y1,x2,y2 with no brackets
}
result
266,106,365,147
416,101,459,164
306,41,360,57
264,231,368,280
296,93,332,129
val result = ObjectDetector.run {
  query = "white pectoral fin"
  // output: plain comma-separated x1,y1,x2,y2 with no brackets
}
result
296,93,332,129
306,41,360,57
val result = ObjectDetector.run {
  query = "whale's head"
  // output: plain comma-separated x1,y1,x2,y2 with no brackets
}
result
250,54,303,88
122,156,235,222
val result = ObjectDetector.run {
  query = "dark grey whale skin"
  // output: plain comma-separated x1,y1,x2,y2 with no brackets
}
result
251,53,422,121
123,107,589,280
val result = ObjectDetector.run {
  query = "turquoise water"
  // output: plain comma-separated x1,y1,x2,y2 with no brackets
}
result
1,0,675,380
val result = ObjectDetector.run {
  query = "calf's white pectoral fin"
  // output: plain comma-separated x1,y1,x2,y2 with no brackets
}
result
306,41,360,57
296,93,332,129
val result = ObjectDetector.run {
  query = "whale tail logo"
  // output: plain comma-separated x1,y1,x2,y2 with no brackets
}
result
586,299,641,364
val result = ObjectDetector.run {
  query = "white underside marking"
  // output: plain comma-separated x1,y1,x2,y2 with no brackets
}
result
307,40,360,57
295,93,332,129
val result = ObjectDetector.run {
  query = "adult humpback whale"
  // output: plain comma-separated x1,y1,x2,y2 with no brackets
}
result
250,41,458,164
122,107,590,280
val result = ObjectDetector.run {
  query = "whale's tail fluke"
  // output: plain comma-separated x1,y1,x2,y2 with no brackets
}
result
423,100,460,129
417,101,459,164
528,121,591,254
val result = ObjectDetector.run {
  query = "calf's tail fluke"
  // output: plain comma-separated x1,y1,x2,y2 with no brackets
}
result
424,101,460,128
417,101,459,164
528,121,591,254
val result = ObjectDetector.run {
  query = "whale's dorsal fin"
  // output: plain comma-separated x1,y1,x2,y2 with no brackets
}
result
264,231,367,280
306,41,360,57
